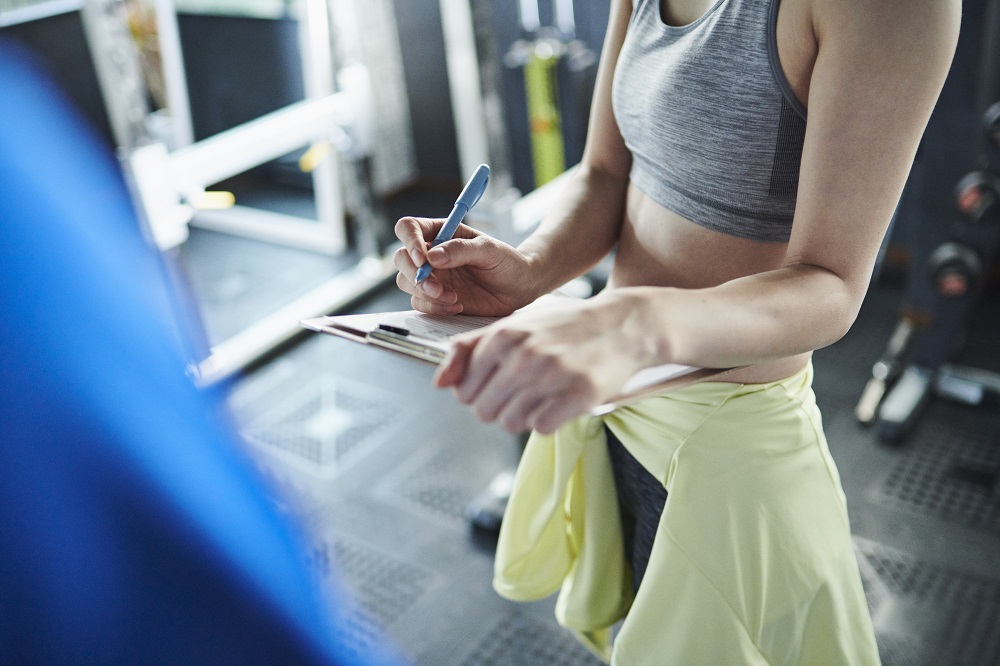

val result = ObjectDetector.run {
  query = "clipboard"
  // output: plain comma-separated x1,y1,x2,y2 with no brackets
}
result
301,304,738,414
300,310,501,364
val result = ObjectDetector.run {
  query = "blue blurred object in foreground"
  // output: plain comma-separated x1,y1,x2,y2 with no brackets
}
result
0,38,400,666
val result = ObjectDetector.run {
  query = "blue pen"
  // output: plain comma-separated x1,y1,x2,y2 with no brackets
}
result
415,163,491,285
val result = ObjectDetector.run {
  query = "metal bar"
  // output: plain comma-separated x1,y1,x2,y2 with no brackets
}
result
190,205,344,255
81,0,150,149
517,0,540,34
438,0,492,180
299,0,347,253
125,140,191,249
976,0,1000,121
939,363,1000,393
166,93,351,194
0,0,83,27
301,0,335,90
151,0,194,147
552,0,575,37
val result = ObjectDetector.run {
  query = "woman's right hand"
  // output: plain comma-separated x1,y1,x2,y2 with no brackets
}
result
393,216,539,317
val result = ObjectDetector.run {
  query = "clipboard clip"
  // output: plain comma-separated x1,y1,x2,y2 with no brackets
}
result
368,324,448,363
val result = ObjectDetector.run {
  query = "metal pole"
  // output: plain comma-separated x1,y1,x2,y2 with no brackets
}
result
80,0,150,150
438,0,492,181
552,0,575,38
151,0,194,147
300,0,348,255
517,0,540,34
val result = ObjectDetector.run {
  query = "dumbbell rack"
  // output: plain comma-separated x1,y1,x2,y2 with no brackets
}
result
858,0,1000,442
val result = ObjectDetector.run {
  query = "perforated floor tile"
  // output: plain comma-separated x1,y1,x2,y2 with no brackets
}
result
233,372,401,473
856,537,1000,666
308,533,435,662
391,446,503,524
461,613,604,666
877,420,1000,531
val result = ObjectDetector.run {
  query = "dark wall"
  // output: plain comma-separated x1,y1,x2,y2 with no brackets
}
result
177,13,305,141
176,5,461,188
0,11,114,148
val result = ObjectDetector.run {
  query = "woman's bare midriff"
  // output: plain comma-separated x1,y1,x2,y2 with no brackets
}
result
607,183,811,385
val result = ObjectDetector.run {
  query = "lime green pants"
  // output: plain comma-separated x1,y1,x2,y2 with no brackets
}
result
494,362,881,665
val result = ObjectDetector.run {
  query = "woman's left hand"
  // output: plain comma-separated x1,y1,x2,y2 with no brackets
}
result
433,292,655,434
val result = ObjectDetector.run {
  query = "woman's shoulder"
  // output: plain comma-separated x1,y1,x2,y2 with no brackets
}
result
809,0,960,61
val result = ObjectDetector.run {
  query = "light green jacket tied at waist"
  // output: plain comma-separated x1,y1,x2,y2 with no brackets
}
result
493,362,881,665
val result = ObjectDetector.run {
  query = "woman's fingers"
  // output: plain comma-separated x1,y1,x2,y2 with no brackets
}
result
437,327,596,433
394,216,435,252
453,328,526,403
395,217,444,284
392,247,417,286
435,336,477,389
414,297,462,315
496,392,547,434
489,359,595,433
528,390,593,435
449,312,619,432
393,247,458,307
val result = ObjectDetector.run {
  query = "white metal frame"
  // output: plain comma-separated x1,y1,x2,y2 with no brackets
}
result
141,0,350,255
126,84,367,248
116,0,395,384
0,0,83,26
1,0,395,386
123,81,397,385
438,0,492,181
151,0,194,148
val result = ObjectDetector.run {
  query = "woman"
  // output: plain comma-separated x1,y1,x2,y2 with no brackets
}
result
394,0,958,662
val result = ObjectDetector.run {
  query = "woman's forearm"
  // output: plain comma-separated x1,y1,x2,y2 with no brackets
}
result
516,163,629,298
618,262,863,370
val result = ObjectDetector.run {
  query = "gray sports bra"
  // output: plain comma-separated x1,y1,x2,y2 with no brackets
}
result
612,0,806,243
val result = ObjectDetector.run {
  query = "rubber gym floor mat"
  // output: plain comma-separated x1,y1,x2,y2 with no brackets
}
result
224,280,1000,665
820,284,1000,665
877,414,1000,532
177,227,356,345
459,613,604,666
856,537,1000,666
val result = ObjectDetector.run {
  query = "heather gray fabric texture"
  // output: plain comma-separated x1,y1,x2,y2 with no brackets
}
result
612,0,806,242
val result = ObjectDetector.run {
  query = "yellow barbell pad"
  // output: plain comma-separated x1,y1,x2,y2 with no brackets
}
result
190,191,235,210
299,141,332,173
524,52,566,187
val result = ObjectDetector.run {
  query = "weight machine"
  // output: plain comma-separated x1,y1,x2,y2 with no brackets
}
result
72,0,414,384
502,0,595,190
857,0,1000,442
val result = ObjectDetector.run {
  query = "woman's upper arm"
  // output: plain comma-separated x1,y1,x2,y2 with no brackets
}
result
579,0,635,180
785,0,961,300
